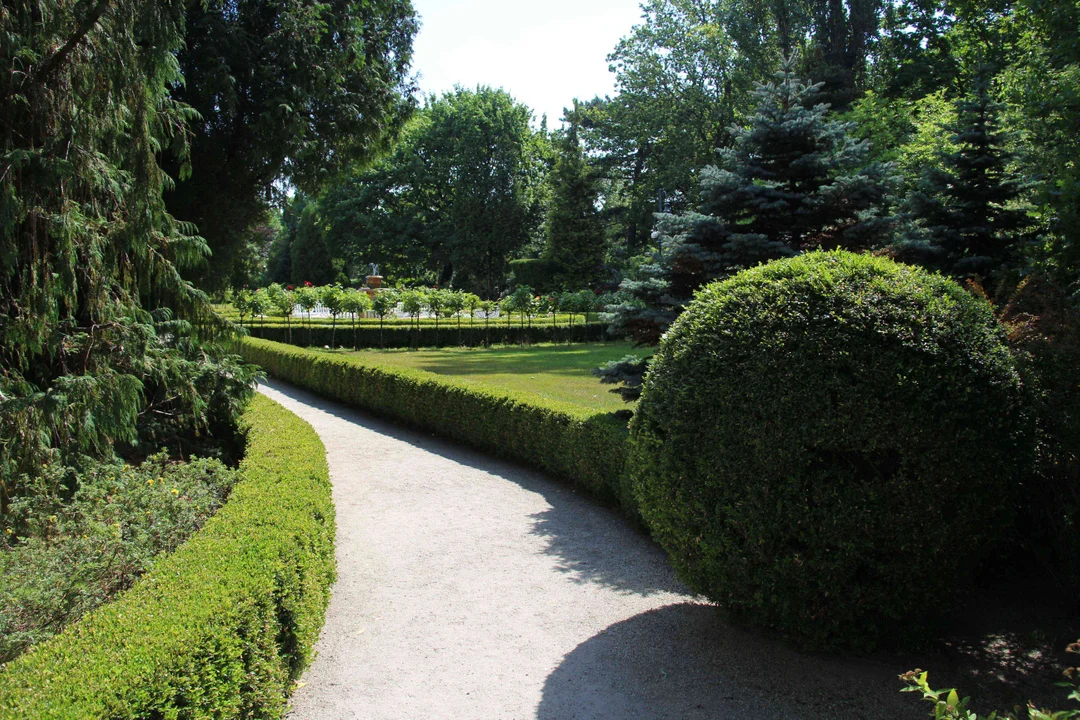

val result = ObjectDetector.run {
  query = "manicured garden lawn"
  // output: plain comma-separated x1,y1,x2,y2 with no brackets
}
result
336,342,647,412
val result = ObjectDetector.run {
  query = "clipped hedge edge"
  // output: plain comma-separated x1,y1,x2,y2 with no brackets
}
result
0,395,335,719
239,337,636,519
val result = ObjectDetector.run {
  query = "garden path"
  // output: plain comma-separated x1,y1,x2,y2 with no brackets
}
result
259,380,921,720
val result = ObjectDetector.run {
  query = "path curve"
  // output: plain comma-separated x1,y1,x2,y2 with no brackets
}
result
260,380,920,720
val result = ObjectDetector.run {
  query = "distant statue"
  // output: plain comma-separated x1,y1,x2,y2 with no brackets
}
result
368,263,380,277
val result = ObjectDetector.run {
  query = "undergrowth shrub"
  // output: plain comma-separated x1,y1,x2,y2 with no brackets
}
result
993,278,1080,600
0,395,334,718
900,640,1080,718
629,250,1034,651
239,338,635,518
0,454,238,663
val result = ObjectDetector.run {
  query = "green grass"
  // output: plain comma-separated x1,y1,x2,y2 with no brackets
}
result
331,342,647,412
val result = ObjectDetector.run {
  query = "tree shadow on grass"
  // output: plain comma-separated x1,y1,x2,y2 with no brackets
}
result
348,343,646,379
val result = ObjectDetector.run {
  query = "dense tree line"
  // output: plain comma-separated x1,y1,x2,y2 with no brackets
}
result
270,1,1076,313
1,0,417,502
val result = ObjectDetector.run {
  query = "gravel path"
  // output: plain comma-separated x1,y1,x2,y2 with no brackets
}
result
260,380,922,720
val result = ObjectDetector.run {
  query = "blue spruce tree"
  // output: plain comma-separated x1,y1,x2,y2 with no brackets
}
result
601,54,895,396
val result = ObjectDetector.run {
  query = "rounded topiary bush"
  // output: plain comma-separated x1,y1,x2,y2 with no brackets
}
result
629,250,1033,651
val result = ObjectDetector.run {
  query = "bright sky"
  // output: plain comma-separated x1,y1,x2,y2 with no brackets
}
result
410,0,645,126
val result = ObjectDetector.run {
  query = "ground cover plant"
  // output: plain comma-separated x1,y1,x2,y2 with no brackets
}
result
0,395,335,718
335,343,646,412
0,454,238,663
629,251,1033,652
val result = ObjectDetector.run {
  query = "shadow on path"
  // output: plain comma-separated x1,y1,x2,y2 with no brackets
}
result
262,378,1079,719
538,603,924,720
260,378,680,597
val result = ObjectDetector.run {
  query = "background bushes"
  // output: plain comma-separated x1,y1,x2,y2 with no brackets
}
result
508,258,560,292
628,251,1034,651
239,338,634,516
245,319,608,349
0,395,335,719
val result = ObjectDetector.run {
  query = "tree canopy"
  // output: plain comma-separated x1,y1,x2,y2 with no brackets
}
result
0,0,254,511
165,0,419,293
287,87,547,296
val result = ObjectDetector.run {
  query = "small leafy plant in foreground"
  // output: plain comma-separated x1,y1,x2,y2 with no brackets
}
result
901,641,1080,719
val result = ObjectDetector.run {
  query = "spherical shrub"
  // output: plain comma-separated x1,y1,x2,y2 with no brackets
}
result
629,250,1033,651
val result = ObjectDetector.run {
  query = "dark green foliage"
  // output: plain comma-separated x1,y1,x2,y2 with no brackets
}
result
1,455,239,663
290,204,336,287
164,0,418,293
901,78,1033,282
546,122,606,289
245,321,608,350
307,87,547,297
264,195,311,286
509,259,560,293
1002,280,1080,600
0,395,335,717
628,251,1033,651
0,0,257,515
239,338,633,517
611,55,896,347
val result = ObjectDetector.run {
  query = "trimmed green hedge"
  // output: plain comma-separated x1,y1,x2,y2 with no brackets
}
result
239,338,634,515
246,320,608,349
629,250,1033,651
0,395,335,718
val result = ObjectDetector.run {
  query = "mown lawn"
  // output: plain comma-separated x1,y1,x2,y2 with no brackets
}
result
336,342,647,412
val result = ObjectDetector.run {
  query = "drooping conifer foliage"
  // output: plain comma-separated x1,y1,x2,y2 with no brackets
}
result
0,0,255,513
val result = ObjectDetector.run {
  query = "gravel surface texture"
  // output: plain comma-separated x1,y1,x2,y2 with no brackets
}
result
260,380,923,720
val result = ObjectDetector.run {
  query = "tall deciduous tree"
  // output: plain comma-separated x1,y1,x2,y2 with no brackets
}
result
311,87,546,296
164,0,419,294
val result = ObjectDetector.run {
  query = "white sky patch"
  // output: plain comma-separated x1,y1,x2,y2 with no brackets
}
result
410,0,644,126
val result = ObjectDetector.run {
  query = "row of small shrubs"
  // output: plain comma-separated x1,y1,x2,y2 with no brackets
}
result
234,283,613,332
245,320,608,350
0,395,335,719
238,338,635,515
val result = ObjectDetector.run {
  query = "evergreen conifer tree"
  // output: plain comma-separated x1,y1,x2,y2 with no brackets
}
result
290,204,336,286
1,0,256,512
609,54,895,346
546,121,606,289
901,77,1031,282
